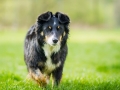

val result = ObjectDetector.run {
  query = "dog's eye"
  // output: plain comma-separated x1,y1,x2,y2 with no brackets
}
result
48,26,52,30
57,26,60,30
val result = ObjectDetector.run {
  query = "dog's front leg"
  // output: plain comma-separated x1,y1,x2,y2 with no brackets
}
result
29,68,49,86
52,66,63,87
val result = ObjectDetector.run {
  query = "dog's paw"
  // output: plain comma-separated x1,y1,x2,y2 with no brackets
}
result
37,75,49,87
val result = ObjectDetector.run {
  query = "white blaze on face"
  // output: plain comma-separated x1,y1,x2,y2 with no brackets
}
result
53,20,56,25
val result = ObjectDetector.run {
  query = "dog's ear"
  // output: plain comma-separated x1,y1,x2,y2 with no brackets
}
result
38,11,52,22
55,12,70,24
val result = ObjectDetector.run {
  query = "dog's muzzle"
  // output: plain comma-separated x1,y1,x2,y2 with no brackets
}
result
46,34,60,46
53,38,58,44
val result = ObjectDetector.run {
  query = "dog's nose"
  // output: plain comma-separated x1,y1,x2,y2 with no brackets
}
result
53,39,58,43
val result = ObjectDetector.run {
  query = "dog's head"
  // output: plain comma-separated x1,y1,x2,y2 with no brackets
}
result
35,11,70,47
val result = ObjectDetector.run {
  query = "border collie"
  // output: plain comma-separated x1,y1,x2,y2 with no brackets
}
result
24,11,70,87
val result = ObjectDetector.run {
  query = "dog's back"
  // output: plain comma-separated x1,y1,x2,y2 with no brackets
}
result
24,11,70,87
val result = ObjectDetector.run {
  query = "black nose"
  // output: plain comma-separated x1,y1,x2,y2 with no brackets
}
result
53,39,58,43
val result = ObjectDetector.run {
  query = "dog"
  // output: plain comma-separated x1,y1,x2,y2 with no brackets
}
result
24,11,70,87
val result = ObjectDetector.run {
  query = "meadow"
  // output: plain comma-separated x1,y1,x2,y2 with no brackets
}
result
0,29,120,90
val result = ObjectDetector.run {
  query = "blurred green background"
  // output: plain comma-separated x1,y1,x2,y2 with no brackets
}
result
0,0,120,29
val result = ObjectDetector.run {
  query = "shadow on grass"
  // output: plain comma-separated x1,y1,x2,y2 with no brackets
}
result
0,72,120,90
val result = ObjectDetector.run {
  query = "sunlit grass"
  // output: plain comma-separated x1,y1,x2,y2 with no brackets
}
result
0,29,120,90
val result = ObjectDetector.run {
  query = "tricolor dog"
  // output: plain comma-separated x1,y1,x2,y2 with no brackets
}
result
24,11,70,87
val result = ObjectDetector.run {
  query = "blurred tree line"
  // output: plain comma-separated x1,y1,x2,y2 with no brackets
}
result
0,0,119,29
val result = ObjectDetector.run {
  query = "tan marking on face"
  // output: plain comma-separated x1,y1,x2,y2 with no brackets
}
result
57,26,60,29
45,36,47,40
45,35,50,41
48,26,52,30
63,31,66,36
45,34,54,45
41,31,44,36
59,35,62,41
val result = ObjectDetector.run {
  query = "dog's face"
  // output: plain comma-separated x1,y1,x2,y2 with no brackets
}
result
36,11,70,47
41,17,65,46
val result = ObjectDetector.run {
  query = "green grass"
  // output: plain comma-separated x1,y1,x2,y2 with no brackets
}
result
0,29,120,90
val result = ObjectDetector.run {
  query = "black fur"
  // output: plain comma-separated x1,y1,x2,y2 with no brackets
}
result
24,11,70,86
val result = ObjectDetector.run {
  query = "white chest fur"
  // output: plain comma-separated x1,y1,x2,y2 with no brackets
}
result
42,44,61,74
